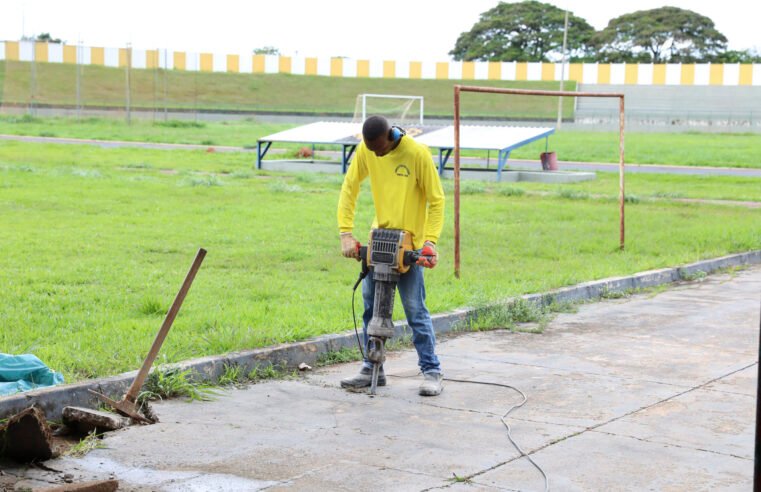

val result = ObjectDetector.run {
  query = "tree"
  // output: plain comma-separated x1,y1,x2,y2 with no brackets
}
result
714,49,761,63
36,33,63,43
449,1,595,62
253,46,280,55
593,7,727,63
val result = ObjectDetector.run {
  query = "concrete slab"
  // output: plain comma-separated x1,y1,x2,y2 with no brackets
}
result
56,380,577,487
597,386,754,459
472,432,752,491
318,352,685,429
3,266,759,491
705,366,757,397
440,169,597,183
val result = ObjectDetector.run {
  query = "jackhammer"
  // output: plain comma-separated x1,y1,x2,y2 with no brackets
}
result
352,229,431,395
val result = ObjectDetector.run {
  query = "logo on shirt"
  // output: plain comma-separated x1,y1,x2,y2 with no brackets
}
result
395,164,410,177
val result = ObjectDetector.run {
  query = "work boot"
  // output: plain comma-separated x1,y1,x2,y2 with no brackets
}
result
419,372,443,396
340,366,386,389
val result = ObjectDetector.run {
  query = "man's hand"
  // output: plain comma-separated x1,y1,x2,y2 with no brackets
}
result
417,241,438,268
340,232,360,259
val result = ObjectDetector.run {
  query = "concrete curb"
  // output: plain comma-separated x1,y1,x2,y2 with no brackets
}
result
2,250,759,420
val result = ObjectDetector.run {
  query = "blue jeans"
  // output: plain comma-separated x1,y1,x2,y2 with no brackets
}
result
361,263,441,374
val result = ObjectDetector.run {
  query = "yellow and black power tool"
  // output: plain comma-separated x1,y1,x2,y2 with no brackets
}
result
352,229,431,395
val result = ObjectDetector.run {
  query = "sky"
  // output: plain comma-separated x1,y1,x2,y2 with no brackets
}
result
2,0,758,60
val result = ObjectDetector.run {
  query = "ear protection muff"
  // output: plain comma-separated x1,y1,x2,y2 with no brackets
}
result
389,126,406,142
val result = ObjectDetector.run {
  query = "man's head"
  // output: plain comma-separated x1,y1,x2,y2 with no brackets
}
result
362,115,400,157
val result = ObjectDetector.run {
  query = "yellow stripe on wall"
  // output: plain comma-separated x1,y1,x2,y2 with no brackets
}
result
252,54,265,73
568,63,583,82
4,41,19,60
63,45,77,64
488,62,501,80
91,47,105,65
146,50,159,69
652,64,666,85
680,64,695,85
200,53,213,72
624,64,638,84
541,63,555,81
597,64,611,84
174,52,186,70
331,58,343,77
357,60,370,77
35,42,48,62
383,60,395,78
709,64,724,85
9,40,760,88
516,62,528,81
462,61,475,80
118,48,130,67
739,64,753,85
409,61,422,79
227,54,239,73
305,58,318,75
436,62,449,79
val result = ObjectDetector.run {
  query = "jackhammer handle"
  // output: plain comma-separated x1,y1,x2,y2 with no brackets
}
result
125,248,207,402
351,246,369,291
404,250,435,265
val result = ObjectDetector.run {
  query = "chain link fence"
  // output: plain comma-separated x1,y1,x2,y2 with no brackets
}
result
0,52,269,122
2,55,760,133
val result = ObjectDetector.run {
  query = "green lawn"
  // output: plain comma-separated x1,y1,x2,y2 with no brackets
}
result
1,115,760,168
0,60,574,119
1,140,759,382
508,130,761,168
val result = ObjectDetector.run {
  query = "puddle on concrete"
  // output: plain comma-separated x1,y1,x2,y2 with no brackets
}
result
71,455,277,491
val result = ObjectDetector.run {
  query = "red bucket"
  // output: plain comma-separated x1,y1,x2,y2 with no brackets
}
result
540,151,558,171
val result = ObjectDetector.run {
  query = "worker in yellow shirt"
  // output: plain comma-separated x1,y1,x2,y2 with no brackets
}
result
337,115,445,396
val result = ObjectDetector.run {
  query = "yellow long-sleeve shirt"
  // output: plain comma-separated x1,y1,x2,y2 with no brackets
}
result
337,135,445,250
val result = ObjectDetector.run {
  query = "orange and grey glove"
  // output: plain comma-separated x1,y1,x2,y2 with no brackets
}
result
417,241,438,269
340,232,360,259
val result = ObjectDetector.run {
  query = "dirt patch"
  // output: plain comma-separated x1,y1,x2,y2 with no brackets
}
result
0,407,54,462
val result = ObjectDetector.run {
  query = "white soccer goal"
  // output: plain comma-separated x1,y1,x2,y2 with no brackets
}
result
352,94,424,126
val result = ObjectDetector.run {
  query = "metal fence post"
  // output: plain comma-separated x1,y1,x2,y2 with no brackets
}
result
125,43,132,125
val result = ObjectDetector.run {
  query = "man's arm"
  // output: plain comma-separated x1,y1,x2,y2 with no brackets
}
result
337,150,368,258
337,150,367,233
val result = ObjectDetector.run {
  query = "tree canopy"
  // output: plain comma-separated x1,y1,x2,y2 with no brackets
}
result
450,1,595,62
20,33,63,43
253,46,280,55
592,7,728,63
450,3,742,63
36,33,62,43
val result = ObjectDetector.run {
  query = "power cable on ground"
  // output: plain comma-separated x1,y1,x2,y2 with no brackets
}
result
350,280,549,491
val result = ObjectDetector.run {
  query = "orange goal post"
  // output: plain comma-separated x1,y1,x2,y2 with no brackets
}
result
452,85,626,278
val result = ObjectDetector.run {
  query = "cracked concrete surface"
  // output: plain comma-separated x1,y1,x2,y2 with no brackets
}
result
4,266,760,491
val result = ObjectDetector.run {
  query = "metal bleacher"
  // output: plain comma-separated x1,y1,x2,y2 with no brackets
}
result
575,84,761,130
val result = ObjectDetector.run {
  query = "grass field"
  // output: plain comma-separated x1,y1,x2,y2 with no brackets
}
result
1,115,760,168
0,60,575,119
1,139,759,382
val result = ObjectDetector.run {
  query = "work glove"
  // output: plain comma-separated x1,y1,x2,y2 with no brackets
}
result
417,241,438,269
340,232,360,259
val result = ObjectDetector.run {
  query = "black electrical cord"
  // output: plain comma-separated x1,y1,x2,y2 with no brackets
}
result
351,270,367,361
349,278,548,491
386,373,549,491
442,377,550,492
